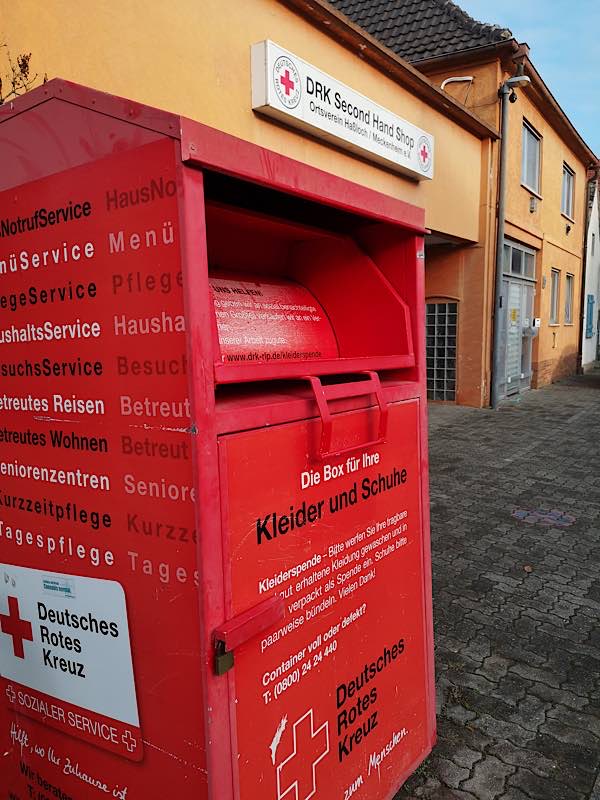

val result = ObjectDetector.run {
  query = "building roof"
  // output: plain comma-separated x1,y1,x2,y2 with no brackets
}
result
328,0,512,62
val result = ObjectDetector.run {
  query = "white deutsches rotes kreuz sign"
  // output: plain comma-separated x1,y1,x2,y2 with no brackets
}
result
251,40,434,181
0,564,142,760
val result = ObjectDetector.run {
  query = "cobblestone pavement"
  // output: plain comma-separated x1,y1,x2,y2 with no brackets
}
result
394,375,600,800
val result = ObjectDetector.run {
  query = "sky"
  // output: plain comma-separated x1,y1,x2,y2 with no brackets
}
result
455,0,600,156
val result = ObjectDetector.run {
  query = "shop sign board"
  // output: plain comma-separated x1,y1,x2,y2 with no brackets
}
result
252,40,435,180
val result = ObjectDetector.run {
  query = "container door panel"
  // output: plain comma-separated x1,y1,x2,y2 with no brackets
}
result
218,399,433,800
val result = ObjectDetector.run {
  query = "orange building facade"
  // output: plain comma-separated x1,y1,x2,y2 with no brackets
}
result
330,0,598,405
421,44,596,402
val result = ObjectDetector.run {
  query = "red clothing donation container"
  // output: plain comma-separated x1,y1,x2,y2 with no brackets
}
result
0,80,434,800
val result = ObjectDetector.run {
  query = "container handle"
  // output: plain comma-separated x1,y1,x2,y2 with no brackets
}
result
213,594,285,675
305,371,388,460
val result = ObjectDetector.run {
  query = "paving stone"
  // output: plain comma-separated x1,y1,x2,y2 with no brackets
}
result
448,671,497,696
442,704,477,726
461,637,491,662
501,789,533,800
412,776,442,797
509,695,550,732
509,767,583,800
487,739,559,779
528,732,597,778
470,713,537,748
458,688,516,723
478,654,512,682
513,616,539,636
437,717,492,753
489,675,528,708
451,746,482,771
493,641,547,668
508,663,561,688
539,717,599,749
546,704,600,738
461,755,515,799
591,770,600,800
416,785,479,800
435,757,470,789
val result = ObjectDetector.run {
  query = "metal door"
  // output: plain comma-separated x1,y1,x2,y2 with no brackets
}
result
217,400,434,800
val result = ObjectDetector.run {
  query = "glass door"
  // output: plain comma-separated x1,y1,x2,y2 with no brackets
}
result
501,241,537,399
505,281,522,395
501,278,534,398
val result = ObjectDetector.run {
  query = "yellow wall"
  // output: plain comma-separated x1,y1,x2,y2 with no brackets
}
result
504,90,586,384
504,94,586,247
532,243,581,385
423,115,498,406
425,244,489,406
5,0,485,242
427,60,502,130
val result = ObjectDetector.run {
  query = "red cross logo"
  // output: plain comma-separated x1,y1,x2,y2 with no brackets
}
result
277,709,329,800
0,596,33,659
420,143,429,163
121,730,138,753
280,69,295,96
273,56,301,109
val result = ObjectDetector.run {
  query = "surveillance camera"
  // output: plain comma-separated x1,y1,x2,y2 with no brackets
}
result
509,91,518,103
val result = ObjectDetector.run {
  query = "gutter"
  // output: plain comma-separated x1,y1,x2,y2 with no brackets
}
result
278,0,499,141
413,39,519,72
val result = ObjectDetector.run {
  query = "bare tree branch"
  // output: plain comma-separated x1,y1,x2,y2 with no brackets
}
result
0,42,41,105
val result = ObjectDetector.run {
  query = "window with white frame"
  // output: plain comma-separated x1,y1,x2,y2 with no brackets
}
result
550,269,560,324
522,121,541,194
561,163,575,218
503,240,536,278
565,273,574,324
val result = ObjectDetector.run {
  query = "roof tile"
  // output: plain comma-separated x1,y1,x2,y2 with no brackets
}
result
329,0,512,62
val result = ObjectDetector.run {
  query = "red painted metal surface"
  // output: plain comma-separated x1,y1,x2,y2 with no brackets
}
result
0,138,207,797
0,79,434,800
0,82,174,191
219,399,430,800
306,372,389,459
213,595,286,653
209,274,339,365
180,116,426,232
